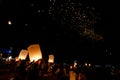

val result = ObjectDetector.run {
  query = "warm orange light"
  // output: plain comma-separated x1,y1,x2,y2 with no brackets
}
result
27,44,42,62
15,57,19,62
18,49,28,60
74,62,77,67
48,54,54,63
8,20,12,25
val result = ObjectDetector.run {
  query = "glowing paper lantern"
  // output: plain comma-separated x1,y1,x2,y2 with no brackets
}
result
48,54,54,63
15,57,19,62
74,62,77,67
27,44,42,62
74,60,77,67
18,49,28,60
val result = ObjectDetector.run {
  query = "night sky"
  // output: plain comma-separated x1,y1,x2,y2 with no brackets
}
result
0,0,116,64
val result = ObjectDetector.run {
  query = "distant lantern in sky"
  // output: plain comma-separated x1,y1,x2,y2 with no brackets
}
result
8,20,12,25
27,44,42,62
48,54,54,63
18,49,28,60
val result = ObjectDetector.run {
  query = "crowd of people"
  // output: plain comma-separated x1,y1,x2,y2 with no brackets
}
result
1,57,120,80
9,59,87,80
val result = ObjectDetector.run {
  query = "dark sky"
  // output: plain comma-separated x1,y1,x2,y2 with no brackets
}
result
0,0,116,64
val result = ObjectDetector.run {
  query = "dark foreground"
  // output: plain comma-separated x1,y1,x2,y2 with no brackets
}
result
0,60,120,80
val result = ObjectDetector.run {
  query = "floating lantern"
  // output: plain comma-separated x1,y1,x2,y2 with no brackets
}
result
48,54,54,63
18,49,28,60
27,44,42,62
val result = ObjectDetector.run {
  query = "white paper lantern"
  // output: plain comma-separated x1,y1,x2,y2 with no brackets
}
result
27,44,42,62
48,54,54,63
18,49,28,60
74,60,77,67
